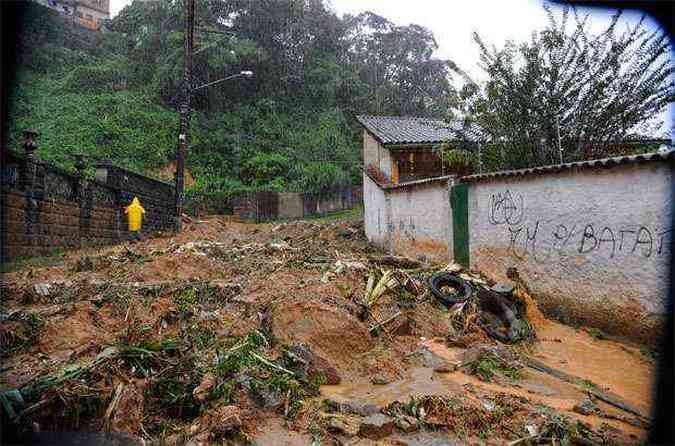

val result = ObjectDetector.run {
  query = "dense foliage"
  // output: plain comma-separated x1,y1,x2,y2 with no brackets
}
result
448,5,674,170
6,0,455,195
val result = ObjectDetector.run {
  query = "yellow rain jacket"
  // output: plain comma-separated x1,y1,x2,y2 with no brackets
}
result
125,197,146,231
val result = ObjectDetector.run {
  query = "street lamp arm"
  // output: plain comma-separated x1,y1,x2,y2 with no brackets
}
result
192,71,253,91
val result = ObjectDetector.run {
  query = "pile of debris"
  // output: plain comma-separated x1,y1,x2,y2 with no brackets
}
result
0,217,653,445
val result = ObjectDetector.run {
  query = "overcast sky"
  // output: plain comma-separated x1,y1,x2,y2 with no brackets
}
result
109,0,672,134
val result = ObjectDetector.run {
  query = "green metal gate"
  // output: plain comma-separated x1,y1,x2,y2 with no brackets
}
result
450,183,469,267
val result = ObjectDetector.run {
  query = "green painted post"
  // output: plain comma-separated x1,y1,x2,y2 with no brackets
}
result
451,183,470,267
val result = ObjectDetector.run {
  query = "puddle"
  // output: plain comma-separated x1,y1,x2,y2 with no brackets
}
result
391,431,463,446
534,323,655,414
322,366,464,407
251,417,312,446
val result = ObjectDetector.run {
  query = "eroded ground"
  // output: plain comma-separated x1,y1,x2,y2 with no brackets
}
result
0,216,657,445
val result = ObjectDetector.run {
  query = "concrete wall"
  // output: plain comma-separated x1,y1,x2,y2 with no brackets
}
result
363,130,393,181
233,184,355,222
363,130,379,171
363,173,387,249
363,173,452,261
278,193,304,220
466,162,673,342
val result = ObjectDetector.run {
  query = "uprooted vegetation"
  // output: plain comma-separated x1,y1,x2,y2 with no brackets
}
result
0,217,655,444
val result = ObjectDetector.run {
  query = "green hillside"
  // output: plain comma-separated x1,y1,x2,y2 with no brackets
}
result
5,0,454,199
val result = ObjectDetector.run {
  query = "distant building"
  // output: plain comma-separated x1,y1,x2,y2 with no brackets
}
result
35,0,110,31
357,115,470,185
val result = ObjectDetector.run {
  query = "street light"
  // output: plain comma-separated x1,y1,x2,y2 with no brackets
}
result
174,64,253,231
173,0,256,232
192,70,254,91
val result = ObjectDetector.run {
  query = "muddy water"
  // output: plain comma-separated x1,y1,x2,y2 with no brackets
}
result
321,323,653,441
533,323,655,415
252,417,312,446
322,366,465,407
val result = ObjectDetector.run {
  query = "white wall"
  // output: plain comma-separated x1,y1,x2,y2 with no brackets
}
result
364,174,452,261
388,180,451,260
467,162,673,342
363,131,393,181
363,173,387,248
363,131,379,170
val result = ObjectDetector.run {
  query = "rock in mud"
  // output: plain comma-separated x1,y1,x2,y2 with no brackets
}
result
193,373,216,403
211,405,242,434
272,300,374,373
288,342,341,385
419,346,452,370
433,363,457,373
252,385,284,409
323,398,380,416
371,373,392,385
573,397,600,416
358,413,395,440
341,401,380,417
395,414,419,433
325,413,361,437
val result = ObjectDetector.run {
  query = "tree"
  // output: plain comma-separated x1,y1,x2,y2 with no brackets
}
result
449,5,674,169
342,11,455,117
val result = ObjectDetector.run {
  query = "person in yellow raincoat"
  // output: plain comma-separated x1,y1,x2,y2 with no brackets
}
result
124,196,145,242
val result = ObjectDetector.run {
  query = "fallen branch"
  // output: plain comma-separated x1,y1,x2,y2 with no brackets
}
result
589,389,648,422
103,383,124,432
368,255,421,269
250,352,295,375
526,357,648,420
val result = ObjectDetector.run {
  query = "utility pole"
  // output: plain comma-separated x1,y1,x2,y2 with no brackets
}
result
174,0,195,232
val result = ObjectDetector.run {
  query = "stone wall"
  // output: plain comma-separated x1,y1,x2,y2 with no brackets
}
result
464,159,673,342
363,173,452,261
1,150,175,262
95,160,175,233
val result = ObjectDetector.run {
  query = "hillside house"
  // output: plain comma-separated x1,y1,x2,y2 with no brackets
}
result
36,0,110,31
357,115,464,185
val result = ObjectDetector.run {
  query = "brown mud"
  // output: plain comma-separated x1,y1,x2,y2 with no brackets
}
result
0,215,657,445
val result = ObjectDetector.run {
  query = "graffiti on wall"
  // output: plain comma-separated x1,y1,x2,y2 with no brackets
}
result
488,189,672,262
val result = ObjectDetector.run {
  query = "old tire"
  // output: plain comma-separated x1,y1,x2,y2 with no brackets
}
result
429,272,472,306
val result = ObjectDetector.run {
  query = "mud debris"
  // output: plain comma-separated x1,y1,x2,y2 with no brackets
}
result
0,216,656,445
358,413,396,440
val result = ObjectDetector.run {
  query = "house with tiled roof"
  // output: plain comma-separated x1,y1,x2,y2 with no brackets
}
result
356,115,470,185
